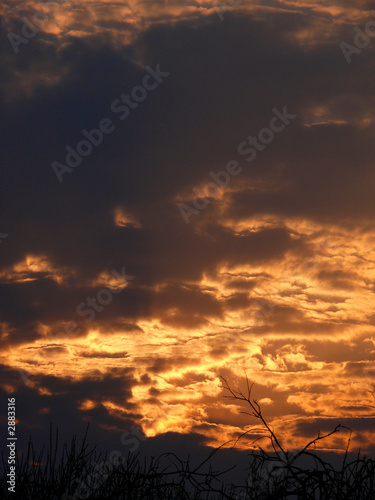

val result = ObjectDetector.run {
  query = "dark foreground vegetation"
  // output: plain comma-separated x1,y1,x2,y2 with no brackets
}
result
2,378,375,499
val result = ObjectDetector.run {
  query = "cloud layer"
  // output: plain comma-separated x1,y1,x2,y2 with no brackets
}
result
1,0,375,460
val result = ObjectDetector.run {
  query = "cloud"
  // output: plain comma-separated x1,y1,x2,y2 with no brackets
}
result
1,1,375,458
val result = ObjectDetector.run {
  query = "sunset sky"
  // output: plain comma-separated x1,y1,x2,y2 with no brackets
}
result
2,0,375,467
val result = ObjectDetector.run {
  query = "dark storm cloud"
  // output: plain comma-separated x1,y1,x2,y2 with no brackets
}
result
0,10,373,289
224,279,257,291
295,417,375,437
316,268,360,290
79,350,129,358
2,8,372,297
0,363,140,453
0,276,149,347
147,355,201,373
224,292,251,310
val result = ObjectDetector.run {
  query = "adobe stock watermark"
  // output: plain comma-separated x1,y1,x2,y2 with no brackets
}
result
7,397,17,494
51,266,135,337
7,0,69,54
16,266,135,386
291,235,334,274
178,106,296,224
214,0,243,21
62,425,147,499
51,65,170,183
238,298,274,343
339,11,375,63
